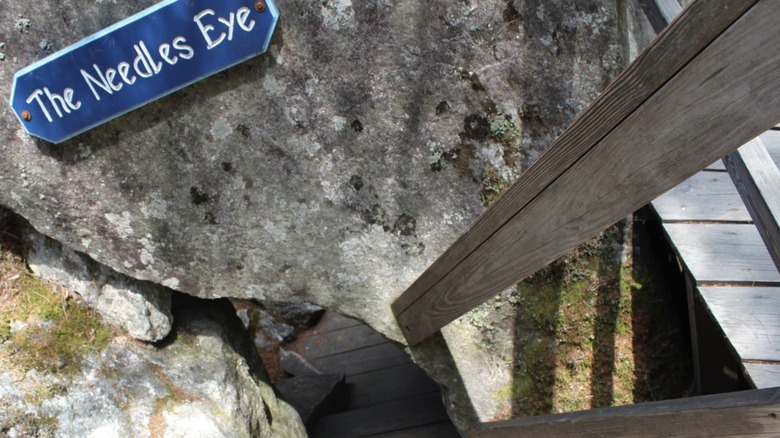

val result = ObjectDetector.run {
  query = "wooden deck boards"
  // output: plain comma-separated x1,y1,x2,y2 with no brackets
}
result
705,159,726,171
653,171,750,222
698,287,780,362
651,130,780,390
291,324,388,361
743,363,780,389
662,223,780,284
345,363,440,410
311,392,452,438
287,312,457,437
760,130,780,167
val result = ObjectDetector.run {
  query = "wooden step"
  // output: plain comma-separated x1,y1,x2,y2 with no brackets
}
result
312,392,453,438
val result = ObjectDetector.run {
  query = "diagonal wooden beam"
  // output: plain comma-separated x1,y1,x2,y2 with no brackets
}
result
393,0,779,345
725,138,780,272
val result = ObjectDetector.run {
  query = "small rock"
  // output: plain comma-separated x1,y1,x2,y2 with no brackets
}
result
280,348,321,377
24,227,173,342
275,374,345,426
257,309,296,344
236,308,251,330
267,303,325,329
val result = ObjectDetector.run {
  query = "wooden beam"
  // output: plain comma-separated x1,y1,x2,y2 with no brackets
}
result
470,387,780,437
654,0,683,24
724,138,780,272
392,0,755,324
394,0,779,345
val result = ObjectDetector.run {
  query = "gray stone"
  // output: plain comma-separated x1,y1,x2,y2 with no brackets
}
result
275,374,345,426
0,295,307,438
255,308,296,348
236,308,251,330
24,224,172,343
0,0,625,429
266,303,325,330
280,348,321,377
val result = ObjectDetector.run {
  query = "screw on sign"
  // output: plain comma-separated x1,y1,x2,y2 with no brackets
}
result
9,0,279,144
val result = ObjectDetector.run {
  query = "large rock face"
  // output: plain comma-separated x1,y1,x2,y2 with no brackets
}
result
0,294,305,438
0,0,623,428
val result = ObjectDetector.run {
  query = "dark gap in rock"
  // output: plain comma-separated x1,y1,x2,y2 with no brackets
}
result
189,186,210,205
237,301,457,435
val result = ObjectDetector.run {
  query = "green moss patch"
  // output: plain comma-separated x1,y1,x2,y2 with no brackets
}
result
478,225,692,420
1,242,110,376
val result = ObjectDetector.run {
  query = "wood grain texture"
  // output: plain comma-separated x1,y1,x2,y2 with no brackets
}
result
391,0,758,319
346,363,440,410
705,159,727,171
760,130,780,168
698,286,780,362
725,138,780,272
470,388,780,438
312,392,450,438
654,0,683,24
309,342,410,377
745,363,780,389
664,224,780,284
289,323,387,361
396,0,780,345
652,171,751,222
370,421,460,438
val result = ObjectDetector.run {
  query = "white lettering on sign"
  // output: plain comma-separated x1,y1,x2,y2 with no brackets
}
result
80,36,194,101
22,6,261,125
26,87,81,122
194,7,255,50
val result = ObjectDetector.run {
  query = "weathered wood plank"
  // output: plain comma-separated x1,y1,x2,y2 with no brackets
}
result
312,391,450,438
391,0,758,320
346,363,440,410
396,0,780,345
652,171,751,222
470,387,780,437
759,130,780,168
300,310,362,336
654,0,683,24
370,421,460,438
745,363,780,389
289,323,387,361
664,224,780,284
698,286,780,362
705,159,727,171
724,138,780,272
310,342,409,376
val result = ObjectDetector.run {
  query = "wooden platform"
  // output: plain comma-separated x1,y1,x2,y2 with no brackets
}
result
652,129,780,391
287,311,459,437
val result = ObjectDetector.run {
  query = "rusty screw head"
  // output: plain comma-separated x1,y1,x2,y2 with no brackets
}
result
21,110,31,122
254,0,266,12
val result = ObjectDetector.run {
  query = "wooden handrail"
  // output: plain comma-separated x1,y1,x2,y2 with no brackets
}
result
725,139,780,273
470,387,780,437
653,0,780,275
393,0,779,346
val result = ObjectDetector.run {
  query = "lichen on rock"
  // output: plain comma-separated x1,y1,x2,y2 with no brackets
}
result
0,0,626,430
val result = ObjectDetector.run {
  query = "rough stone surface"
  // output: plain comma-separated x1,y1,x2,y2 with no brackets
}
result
0,295,306,438
0,0,625,428
266,303,326,330
275,374,346,426
253,308,297,351
23,223,173,343
280,348,321,377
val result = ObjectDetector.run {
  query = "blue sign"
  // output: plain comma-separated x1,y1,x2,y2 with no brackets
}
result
10,0,278,143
